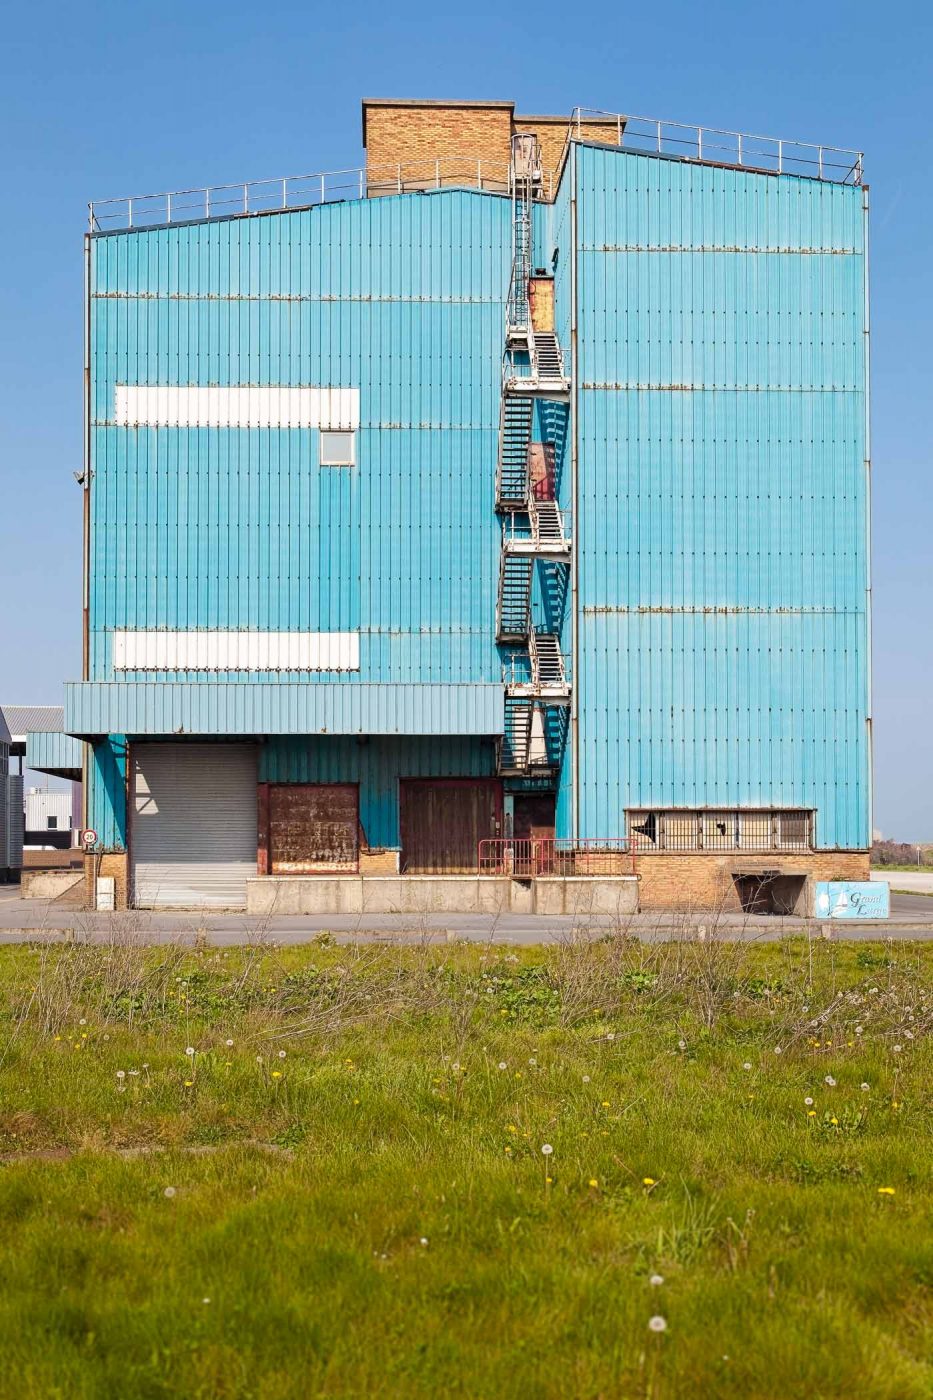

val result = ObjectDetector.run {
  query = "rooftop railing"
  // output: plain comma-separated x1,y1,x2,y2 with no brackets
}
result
89,110,863,232
569,107,863,185
89,160,553,233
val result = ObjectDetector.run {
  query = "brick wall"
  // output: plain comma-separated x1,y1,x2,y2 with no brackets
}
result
363,103,622,199
635,852,871,912
84,852,129,911
364,104,513,191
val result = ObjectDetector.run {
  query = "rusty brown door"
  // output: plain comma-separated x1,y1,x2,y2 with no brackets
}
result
399,779,502,874
269,784,359,873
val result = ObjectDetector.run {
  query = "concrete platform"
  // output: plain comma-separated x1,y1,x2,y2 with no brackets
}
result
245,875,640,917
20,869,84,901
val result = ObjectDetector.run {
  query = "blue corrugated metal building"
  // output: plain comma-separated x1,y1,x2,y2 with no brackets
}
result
65,101,870,909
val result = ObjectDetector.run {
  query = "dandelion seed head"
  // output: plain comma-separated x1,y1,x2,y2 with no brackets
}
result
649,1274,664,1287
498,1061,507,1071
824,1075,836,1087
648,1315,668,1333
278,1050,286,1059
861,1082,870,1092
163,1187,176,1199
185,1047,195,1057
742,1062,752,1071
225,1039,234,1048
541,1144,553,1156
116,1070,126,1080
804,1096,814,1106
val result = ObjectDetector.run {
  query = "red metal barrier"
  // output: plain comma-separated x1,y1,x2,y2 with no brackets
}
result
478,838,634,878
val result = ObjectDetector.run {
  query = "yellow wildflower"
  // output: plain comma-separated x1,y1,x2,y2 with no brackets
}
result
588,1178,599,1188
643,1177,656,1186
877,1187,895,1196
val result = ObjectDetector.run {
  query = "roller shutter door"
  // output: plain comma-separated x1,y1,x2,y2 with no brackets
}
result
132,743,257,908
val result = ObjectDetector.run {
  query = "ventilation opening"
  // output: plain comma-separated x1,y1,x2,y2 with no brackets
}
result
733,872,807,916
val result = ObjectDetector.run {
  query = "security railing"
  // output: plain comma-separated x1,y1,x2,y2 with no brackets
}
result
89,161,555,232
567,107,864,185
478,838,635,878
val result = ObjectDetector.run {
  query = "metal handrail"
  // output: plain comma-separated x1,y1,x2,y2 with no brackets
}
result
478,838,635,878
89,160,555,233
567,107,863,185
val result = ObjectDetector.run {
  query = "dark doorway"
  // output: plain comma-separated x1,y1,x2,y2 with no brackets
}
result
400,779,503,873
269,784,359,872
512,794,556,842
733,872,806,915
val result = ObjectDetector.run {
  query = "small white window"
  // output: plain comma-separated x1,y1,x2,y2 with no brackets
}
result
320,430,355,467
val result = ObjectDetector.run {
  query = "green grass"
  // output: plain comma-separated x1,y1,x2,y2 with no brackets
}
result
0,935,930,1399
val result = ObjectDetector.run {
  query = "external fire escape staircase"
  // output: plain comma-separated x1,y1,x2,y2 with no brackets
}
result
495,133,572,779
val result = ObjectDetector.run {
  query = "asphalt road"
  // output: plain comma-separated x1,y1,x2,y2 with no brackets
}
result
1,883,931,944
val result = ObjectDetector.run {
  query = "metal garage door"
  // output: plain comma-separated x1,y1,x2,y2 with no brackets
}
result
132,743,257,908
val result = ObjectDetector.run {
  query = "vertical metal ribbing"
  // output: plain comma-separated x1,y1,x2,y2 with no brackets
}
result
81,231,92,832
862,183,873,847
569,143,579,841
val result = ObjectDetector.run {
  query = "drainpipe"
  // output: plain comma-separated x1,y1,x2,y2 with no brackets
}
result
862,183,873,850
569,143,580,842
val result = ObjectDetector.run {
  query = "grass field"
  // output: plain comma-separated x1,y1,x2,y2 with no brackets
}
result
0,933,929,1399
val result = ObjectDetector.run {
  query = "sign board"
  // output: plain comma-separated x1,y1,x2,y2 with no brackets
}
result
81,829,98,849
813,881,889,920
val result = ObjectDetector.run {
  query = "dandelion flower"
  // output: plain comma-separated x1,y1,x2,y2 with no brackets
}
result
824,1075,836,1087
877,1186,895,1196
225,1039,234,1048
541,1144,553,1156
648,1316,668,1333
498,1061,508,1071
79,1018,87,1026
649,1274,664,1287
278,1050,287,1059
505,1146,513,1155
830,1116,839,1126
643,1177,656,1186
807,1110,816,1117
419,1237,429,1246
601,1101,610,1108
861,1082,870,1092
271,1071,282,1079
588,1178,599,1188
163,1187,176,1199
582,1075,591,1084
742,1062,752,1071
545,1175,553,1184
184,1080,194,1087
185,1047,195,1057
804,1096,814,1106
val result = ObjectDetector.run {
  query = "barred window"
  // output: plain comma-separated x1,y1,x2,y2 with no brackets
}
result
627,810,812,853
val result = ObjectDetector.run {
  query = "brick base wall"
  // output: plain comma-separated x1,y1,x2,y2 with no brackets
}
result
84,852,129,911
635,852,871,912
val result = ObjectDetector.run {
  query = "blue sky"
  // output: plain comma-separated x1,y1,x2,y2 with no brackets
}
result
1,0,930,837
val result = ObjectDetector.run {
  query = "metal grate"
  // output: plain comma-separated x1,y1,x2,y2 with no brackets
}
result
628,810,813,853
479,838,634,877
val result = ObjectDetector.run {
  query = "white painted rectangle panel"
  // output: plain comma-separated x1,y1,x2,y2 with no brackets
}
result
112,632,360,672
114,385,360,430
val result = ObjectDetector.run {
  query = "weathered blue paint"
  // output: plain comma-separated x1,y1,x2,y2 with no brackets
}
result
65,681,503,738
261,736,496,849
87,191,510,688
87,736,127,849
79,138,870,860
555,144,869,850
26,730,84,778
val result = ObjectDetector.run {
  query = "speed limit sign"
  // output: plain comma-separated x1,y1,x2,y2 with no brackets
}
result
81,829,99,849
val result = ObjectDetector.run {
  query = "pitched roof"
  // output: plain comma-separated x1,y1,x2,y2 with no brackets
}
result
0,705,65,743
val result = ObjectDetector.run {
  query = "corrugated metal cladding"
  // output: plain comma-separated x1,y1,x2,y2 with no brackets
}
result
89,191,510,687
87,737,127,848
65,681,503,739
564,145,868,849
26,730,84,776
261,736,496,849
